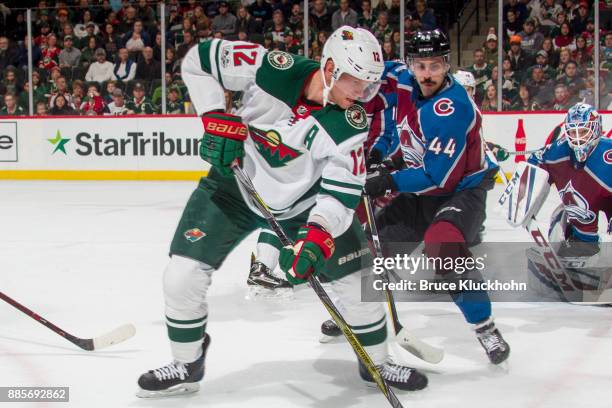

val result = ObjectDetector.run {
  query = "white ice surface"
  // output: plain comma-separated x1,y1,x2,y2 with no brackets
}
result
0,180,610,408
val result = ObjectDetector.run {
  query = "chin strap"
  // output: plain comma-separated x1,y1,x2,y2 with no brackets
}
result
321,66,336,107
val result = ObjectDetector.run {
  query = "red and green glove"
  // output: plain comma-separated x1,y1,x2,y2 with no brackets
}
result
279,223,335,285
199,111,248,176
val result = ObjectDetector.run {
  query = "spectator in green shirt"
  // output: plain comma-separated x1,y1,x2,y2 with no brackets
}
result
483,33,498,66
166,87,184,114
371,11,393,43
151,73,184,106
126,82,156,114
467,48,493,104
358,0,377,29
0,93,26,116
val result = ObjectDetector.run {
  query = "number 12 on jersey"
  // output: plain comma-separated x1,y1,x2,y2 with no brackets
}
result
350,146,366,175
428,137,456,157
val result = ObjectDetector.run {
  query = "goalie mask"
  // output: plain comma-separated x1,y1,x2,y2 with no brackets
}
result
320,26,384,106
563,103,602,164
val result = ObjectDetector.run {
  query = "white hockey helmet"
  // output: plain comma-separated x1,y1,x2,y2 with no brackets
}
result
320,26,384,105
454,70,476,97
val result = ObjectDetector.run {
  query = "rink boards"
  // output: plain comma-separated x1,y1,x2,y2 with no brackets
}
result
0,112,610,180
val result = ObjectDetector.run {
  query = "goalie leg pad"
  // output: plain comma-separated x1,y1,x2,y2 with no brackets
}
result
548,204,569,242
498,162,550,227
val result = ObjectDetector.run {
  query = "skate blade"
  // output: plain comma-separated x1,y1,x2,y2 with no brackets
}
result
136,382,200,398
319,334,344,344
245,286,294,301
488,359,510,374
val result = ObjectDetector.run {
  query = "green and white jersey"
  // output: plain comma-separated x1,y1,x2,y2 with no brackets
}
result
181,39,369,237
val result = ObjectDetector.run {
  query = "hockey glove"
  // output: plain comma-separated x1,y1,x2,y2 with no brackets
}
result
366,148,384,170
486,142,510,162
279,223,335,285
199,111,248,177
364,165,397,198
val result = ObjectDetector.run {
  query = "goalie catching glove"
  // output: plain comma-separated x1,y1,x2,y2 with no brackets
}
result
199,111,247,176
279,223,335,285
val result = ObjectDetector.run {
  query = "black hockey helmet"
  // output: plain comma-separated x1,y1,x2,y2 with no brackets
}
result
405,29,451,62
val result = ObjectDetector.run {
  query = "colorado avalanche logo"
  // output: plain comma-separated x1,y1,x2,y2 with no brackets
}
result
603,149,612,164
397,118,424,168
558,181,596,224
433,98,454,116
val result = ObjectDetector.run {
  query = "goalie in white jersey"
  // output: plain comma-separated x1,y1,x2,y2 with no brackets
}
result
136,26,428,397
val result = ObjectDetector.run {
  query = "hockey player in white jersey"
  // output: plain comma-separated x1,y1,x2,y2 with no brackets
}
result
136,26,428,397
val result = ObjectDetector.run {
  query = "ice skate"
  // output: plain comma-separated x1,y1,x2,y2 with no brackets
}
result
246,253,293,300
319,318,343,343
137,334,211,398
359,358,428,391
475,318,510,365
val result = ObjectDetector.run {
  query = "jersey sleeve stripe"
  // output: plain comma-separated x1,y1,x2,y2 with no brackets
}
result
197,41,213,74
213,40,224,88
321,178,363,192
320,187,361,209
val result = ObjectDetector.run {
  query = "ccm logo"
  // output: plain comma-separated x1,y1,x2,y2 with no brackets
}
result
206,123,247,137
433,98,454,116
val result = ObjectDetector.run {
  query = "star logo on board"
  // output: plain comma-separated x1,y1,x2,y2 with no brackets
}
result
48,130,70,154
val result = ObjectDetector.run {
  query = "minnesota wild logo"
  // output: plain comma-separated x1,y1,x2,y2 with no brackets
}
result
345,105,367,130
267,51,294,70
341,30,354,40
249,126,302,167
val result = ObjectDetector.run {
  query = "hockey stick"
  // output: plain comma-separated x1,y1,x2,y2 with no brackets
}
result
362,195,444,364
506,149,541,156
231,162,404,408
487,151,583,301
0,291,136,351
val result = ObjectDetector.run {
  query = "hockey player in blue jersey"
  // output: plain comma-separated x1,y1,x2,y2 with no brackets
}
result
364,29,511,364
518,103,612,300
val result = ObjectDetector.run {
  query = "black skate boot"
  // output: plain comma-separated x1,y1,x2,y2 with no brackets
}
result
319,319,343,343
359,359,428,391
475,318,510,365
136,334,211,398
246,253,293,299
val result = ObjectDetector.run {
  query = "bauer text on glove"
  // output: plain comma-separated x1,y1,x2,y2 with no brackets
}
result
199,111,247,176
